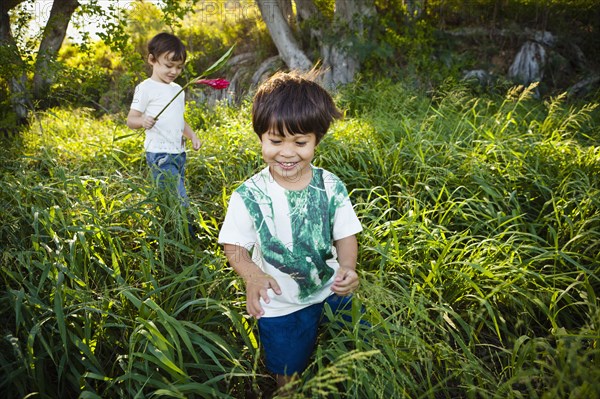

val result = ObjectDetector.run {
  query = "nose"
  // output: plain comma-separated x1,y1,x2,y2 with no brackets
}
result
279,142,295,157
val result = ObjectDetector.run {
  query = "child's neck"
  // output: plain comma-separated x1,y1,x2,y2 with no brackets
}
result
149,75,169,84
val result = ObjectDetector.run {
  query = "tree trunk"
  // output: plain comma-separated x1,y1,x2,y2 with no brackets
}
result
1,0,29,124
32,0,80,99
257,0,375,87
295,0,318,23
508,41,547,85
256,0,312,71
295,0,321,44
321,0,375,87
277,0,294,25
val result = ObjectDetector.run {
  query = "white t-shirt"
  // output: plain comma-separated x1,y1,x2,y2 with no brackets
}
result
130,78,186,154
218,165,363,317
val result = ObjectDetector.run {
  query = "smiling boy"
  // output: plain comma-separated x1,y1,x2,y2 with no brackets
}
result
218,71,363,389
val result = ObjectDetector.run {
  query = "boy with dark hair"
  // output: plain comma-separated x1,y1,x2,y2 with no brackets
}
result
218,71,362,389
127,32,201,205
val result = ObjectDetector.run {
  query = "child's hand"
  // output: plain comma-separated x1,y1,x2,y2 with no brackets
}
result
190,136,202,151
331,267,359,296
142,115,156,129
245,272,281,319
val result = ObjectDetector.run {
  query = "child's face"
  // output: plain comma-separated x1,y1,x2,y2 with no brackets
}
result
261,130,317,189
149,52,185,84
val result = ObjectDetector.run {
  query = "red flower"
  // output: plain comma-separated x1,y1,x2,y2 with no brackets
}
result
195,78,230,90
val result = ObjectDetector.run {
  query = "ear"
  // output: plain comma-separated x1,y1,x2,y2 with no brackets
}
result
148,54,156,64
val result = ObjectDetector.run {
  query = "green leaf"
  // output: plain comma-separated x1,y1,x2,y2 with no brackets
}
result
200,45,235,78
54,272,67,353
79,391,104,399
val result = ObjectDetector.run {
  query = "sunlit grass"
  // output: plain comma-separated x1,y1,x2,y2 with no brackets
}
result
1,83,599,398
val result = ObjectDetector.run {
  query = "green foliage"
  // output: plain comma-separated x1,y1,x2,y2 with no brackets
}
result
177,3,271,80
4,0,599,127
1,77,600,397
49,46,119,113
362,0,600,92
67,1,269,115
313,0,336,20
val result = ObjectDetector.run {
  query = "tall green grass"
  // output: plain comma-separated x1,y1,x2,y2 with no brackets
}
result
1,83,599,398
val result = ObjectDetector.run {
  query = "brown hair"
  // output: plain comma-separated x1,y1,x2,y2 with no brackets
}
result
252,71,342,143
148,32,187,63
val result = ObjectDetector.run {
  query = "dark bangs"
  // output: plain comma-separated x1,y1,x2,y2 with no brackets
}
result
148,32,187,63
252,73,341,142
165,47,186,63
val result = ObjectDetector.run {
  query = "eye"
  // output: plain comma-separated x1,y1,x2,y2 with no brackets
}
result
296,142,307,147
269,139,282,145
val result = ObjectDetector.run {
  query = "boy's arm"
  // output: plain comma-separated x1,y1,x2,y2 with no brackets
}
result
183,122,201,151
331,235,359,296
127,109,156,129
223,243,281,319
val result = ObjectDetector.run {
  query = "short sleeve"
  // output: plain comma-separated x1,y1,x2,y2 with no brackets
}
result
332,194,362,241
218,191,257,250
130,83,148,113
323,171,362,241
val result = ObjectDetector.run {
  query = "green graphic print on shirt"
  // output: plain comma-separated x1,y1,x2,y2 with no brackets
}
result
236,168,348,300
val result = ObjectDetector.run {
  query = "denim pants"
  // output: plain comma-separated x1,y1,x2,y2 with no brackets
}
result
257,294,354,375
146,152,188,205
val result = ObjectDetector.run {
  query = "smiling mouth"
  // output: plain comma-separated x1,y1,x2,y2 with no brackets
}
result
277,161,298,169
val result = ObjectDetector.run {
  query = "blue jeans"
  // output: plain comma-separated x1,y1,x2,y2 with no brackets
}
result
146,152,188,205
257,294,356,376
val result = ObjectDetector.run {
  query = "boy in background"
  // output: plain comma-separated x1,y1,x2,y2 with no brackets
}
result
127,32,201,207
218,71,363,390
